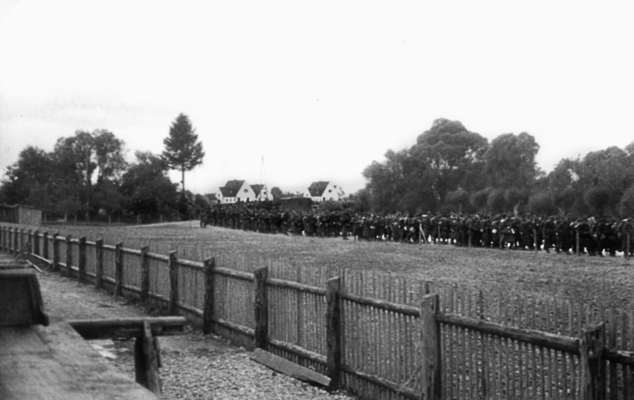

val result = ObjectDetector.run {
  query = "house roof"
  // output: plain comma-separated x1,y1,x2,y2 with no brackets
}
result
219,180,245,197
307,181,330,197
250,184,265,197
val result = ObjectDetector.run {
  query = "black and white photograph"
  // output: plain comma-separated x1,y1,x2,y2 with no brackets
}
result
1,1,633,399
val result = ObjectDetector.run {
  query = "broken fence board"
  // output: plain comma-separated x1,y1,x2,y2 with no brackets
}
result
251,348,331,388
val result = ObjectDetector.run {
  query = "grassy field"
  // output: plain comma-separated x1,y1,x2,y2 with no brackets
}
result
39,220,634,311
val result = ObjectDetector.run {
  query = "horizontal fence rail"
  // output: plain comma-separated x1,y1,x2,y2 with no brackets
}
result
1,223,633,400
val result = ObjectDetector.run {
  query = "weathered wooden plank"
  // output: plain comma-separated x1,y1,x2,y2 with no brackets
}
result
68,317,187,340
326,276,342,390
95,239,104,289
0,322,157,400
202,257,215,334
438,312,581,354
253,267,268,348
580,323,605,400
251,348,331,387
140,246,150,301
420,293,441,400
78,237,86,283
114,242,124,296
168,251,178,314
134,320,162,394
0,269,48,327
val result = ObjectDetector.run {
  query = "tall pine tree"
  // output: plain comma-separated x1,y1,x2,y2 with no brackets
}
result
161,114,205,193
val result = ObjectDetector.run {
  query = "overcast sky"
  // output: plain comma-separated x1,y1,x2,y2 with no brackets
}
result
1,0,633,195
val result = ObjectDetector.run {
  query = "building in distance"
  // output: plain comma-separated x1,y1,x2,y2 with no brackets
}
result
218,180,273,203
304,181,345,202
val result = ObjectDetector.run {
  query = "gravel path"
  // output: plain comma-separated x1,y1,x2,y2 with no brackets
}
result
38,270,354,400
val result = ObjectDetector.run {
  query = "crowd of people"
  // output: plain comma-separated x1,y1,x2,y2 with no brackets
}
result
201,202,634,257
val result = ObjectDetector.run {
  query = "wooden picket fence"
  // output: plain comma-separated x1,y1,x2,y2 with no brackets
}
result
1,223,633,400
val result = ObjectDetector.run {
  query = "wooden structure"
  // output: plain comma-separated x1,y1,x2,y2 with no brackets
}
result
2,225,634,400
0,252,187,399
0,204,42,225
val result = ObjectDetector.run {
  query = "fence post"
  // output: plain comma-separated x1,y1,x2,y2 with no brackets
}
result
533,228,538,251
253,267,268,348
27,229,33,255
326,276,342,391
78,237,86,283
43,232,49,260
168,251,178,314
95,239,104,289
576,229,581,256
140,246,150,302
579,323,605,400
52,232,60,270
33,230,40,256
65,235,72,277
134,320,162,394
420,293,441,400
13,228,19,254
203,257,216,334
114,242,123,297
19,228,24,255
626,233,631,259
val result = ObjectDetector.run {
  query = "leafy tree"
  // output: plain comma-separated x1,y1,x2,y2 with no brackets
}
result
0,146,53,206
270,187,283,200
93,130,127,183
486,188,507,214
484,132,540,189
469,187,490,213
578,147,632,213
620,185,634,217
554,187,578,215
92,179,124,222
51,130,126,220
162,114,205,193
584,187,612,216
528,192,556,215
120,152,178,220
504,188,528,212
362,119,487,213
445,188,469,213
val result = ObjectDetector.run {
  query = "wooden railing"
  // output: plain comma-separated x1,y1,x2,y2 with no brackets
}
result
1,224,633,400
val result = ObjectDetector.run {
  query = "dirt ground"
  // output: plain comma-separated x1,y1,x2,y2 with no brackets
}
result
37,269,353,400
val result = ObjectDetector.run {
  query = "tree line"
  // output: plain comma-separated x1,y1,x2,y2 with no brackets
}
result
357,118,634,217
0,114,205,223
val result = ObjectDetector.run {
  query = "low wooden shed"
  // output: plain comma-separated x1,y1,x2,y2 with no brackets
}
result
0,204,42,225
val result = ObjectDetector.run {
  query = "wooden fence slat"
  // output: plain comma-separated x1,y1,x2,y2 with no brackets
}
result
254,267,268,348
168,250,178,314
326,276,341,391
580,323,606,400
64,234,72,277
33,230,39,256
95,239,104,289
203,257,215,334
134,320,162,394
140,246,150,301
52,232,60,270
42,231,48,259
78,237,86,283
420,293,441,400
114,242,123,297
